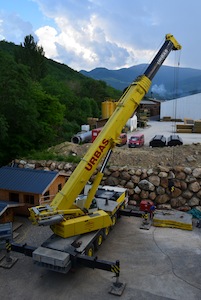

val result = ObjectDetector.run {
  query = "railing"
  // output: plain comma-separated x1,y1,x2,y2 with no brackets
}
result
39,194,55,205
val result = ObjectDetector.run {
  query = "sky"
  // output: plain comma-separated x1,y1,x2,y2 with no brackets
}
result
0,0,200,72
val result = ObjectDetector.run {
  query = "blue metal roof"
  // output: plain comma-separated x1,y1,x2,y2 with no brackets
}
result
0,201,10,215
0,167,59,194
0,200,23,216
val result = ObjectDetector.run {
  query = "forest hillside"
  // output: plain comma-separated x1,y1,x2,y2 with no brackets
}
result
0,36,121,166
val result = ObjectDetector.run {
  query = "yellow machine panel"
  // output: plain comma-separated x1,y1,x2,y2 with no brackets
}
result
51,210,112,238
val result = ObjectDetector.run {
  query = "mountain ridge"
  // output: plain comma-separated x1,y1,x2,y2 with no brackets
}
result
80,64,201,99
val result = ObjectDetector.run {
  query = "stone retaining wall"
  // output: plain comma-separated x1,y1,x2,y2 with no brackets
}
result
13,159,201,211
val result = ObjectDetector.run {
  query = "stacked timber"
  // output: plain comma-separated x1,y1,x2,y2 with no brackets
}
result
184,118,194,125
162,116,171,121
193,120,201,133
176,124,194,133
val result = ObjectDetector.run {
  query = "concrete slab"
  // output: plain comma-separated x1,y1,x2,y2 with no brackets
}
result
1,216,201,300
153,210,193,230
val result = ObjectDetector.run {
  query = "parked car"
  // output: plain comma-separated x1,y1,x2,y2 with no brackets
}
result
149,135,166,147
117,133,127,146
128,134,144,148
167,135,183,146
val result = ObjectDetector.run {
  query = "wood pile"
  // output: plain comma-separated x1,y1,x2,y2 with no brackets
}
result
184,118,194,124
193,120,201,133
162,116,171,121
176,124,194,133
176,119,201,133
162,117,182,122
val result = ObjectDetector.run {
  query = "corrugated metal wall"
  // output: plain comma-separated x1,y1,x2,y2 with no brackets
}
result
160,93,201,120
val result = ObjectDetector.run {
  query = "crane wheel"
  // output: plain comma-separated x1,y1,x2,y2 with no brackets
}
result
103,227,110,240
94,231,103,250
85,244,94,257
121,204,125,210
111,214,117,229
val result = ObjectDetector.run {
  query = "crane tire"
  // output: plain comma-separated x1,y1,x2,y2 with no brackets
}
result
85,243,94,257
103,227,110,240
111,214,117,229
94,231,103,250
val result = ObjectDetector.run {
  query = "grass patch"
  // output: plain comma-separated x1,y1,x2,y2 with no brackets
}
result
25,150,81,163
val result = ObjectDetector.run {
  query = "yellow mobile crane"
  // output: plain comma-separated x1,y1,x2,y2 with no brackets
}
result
29,34,181,237
11,34,181,291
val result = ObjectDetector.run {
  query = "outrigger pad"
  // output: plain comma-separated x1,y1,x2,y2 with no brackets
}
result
0,256,18,269
109,282,126,296
140,221,151,230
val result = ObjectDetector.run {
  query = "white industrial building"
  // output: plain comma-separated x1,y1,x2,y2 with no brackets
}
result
160,93,201,121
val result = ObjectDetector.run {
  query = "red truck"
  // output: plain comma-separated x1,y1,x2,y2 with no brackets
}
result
92,127,103,142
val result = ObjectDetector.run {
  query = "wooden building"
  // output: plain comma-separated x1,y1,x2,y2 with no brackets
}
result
0,167,68,217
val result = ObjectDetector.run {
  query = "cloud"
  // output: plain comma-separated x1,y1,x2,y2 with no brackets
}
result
35,26,58,58
35,10,132,69
151,84,167,97
2,0,201,71
33,0,160,70
0,11,34,44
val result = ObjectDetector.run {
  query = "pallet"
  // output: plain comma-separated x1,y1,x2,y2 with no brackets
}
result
176,129,192,133
162,116,171,121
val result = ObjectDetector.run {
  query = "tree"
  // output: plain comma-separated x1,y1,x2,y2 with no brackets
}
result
15,34,47,80
31,82,65,145
0,49,65,165
0,50,38,163
0,39,122,165
0,114,8,145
